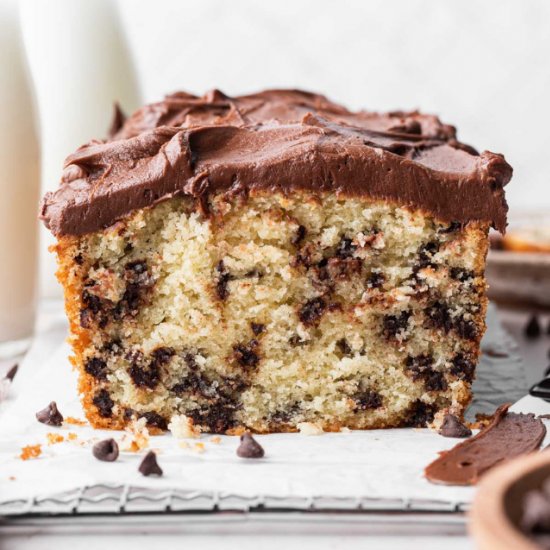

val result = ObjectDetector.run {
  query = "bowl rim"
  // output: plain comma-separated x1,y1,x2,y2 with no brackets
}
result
469,451,550,550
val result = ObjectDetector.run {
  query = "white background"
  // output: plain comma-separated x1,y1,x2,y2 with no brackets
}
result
115,0,550,211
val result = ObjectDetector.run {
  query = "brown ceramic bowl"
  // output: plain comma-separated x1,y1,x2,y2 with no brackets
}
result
470,451,550,549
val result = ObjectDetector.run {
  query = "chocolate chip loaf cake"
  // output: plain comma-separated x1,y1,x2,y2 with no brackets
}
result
40,89,512,433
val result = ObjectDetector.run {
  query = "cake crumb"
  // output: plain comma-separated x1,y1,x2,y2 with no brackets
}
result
168,414,200,439
210,436,221,444
8,476,16,481
20,444,42,460
297,422,324,435
67,432,78,441
65,416,87,426
340,427,351,433
178,441,190,449
193,442,205,453
46,433,65,445
119,418,150,452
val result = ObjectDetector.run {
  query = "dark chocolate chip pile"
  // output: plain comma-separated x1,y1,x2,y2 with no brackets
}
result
525,315,542,339
236,433,265,458
438,414,472,438
138,451,163,476
36,401,64,427
92,438,119,462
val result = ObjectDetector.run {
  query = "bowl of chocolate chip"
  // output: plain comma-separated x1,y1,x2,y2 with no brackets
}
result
470,451,550,549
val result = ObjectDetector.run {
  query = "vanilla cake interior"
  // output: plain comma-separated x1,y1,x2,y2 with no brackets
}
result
40,89,512,433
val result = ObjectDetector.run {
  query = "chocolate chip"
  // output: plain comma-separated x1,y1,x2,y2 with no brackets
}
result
93,389,114,418
426,302,452,333
236,433,265,458
215,260,233,301
405,355,447,392
139,411,167,430
406,400,436,428
353,390,383,410
366,271,385,289
438,414,472,438
455,318,478,341
5,363,18,382
233,341,260,368
336,338,353,357
188,400,239,433
251,323,265,336
289,334,305,347
417,242,439,268
74,253,84,265
439,221,462,234
36,401,64,426
450,353,476,383
450,267,474,282
291,225,306,246
335,237,357,259
424,371,448,392
382,311,411,339
298,297,326,326
138,451,163,476
128,348,172,390
82,289,101,314
92,438,119,462
525,315,542,339
84,357,108,380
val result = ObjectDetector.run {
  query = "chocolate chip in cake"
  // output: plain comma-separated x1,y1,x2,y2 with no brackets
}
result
84,357,108,380
366,271,385,289
336,338,353,357
426,301,452,333
251,323,265,336
352,390,383,410
5,363,18,382
215,260,234,301
291,225,307,246
455,317,478,341
335,237,357,259
449,267,474,282
189,399,240,433
438,414,472,438
233,340,260,368
92,438,119,462
138,451,163,476
93,389,114,418
74,253,84,265
417,242,439,268
406,400,436,428
298,297,326,326
289,334,305,347
82,289,102,314
424,371,448,392
139,411,168,430
405,354,433,381
439,221,462,234
128,348,172,390
36,401,64,426
450,353,476,383
382,311,411,339
525,315,542,339
236,433,265,458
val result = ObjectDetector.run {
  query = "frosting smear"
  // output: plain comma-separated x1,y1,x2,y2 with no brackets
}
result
425,404,546,486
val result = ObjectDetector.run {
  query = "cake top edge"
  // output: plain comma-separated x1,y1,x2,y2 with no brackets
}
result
40,88,512,237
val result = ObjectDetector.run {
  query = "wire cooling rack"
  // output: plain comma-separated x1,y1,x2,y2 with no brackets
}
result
0,485,470,517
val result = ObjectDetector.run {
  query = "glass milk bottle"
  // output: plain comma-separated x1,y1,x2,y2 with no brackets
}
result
0,0,40,357
20,0,141,298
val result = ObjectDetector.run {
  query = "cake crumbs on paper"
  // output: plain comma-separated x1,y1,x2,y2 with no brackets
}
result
8,476,16,481
210,436,221,444
67,432,78,441
20,444,42,460
168,414,200,439
178,441,191,450
46,433,65,445
339,427,351,433
297,422,324,436
65,416,87,426
193,442,205,453
119,418,150,452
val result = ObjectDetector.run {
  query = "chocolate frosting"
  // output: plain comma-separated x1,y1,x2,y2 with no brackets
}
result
39,89,512,237
425,404,546,486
